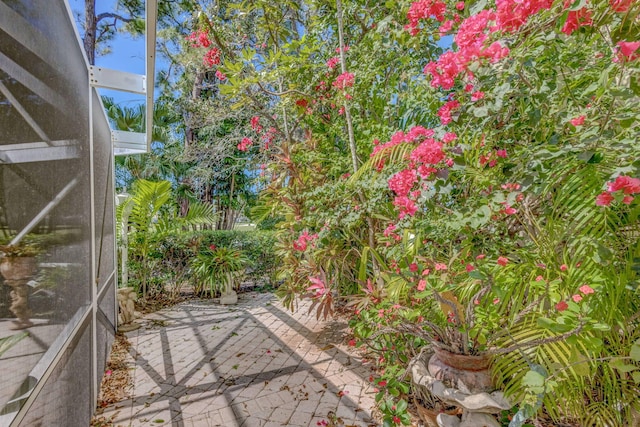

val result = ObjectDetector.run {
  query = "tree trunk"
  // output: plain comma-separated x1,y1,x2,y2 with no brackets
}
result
224,174,236,230
336,0,358,174
84,0,97,65
185,72,204,148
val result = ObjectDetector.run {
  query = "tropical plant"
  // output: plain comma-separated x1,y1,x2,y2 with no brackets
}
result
118,179,217,298
191,244,249,297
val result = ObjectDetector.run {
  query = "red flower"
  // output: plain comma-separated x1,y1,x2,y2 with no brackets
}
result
596,192,613,206
570,115,585,126
610,0,633,12
623,196,634,205
466,264,475,272
332,72,355,89
561,7,592,35
456,1,465,10
579,284,595,294
348,339,356,347
608,176,640,194
393,416,402,424
556,300,568,311
617,41,640,60
215,70,226,80
497,256,509,266
560,264,568,271
209,244,217,251
471,91,485,101
237,137,253,152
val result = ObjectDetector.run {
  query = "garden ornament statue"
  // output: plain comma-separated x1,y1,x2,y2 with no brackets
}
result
0,242,40,330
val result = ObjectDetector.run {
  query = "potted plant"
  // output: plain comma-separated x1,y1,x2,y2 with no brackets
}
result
0,240,42,330
191,244,249,304
350,244,600,426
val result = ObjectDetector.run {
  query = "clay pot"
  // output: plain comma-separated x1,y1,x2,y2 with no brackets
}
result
428,347,493,393
0,257,37,281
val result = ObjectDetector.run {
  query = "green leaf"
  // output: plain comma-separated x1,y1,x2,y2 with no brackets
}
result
630,340,640,362
632,372,640,384
610,358,638,373
522,370,546,388
473,106,489,118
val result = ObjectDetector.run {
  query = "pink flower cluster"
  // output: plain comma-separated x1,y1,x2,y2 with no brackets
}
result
293,231,319,251
203,47,221,67
596,175,640,206
326,56,340,69
237,137,253,152
186,30,221,68
377,127,451,219
332,72,355,90
405,0,447,35
186,30,211,48
556,284,595,311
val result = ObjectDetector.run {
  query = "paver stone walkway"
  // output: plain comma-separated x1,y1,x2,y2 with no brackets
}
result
98,292,379,427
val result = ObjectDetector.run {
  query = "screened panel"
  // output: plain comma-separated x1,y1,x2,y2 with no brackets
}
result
0,1,117,425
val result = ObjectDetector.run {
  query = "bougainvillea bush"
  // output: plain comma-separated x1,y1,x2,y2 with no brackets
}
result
185,0,640,425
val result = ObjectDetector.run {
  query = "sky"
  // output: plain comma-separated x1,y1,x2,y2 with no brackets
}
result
69,0,154,106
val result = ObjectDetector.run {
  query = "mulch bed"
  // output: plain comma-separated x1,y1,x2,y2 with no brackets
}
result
90,333,133,427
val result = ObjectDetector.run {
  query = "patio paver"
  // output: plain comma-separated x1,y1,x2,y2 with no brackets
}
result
97,292,379,427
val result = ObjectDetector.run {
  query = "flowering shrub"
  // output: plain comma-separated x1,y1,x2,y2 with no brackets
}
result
195,0,640,424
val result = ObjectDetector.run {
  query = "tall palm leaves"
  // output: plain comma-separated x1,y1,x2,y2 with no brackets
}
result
117,179,217,297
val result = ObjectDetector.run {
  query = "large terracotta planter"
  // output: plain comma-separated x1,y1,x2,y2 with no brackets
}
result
428,347,493,393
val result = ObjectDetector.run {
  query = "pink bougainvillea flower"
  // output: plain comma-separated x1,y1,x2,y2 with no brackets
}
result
417,279,427,291
561,7,593,35
572,294,583,303
237,137,253,151
535,275,544,282
389,169,417,196
442,132,458,143
496,149,508,158
570,115,585,126
456,1,465,10
596,191,614,206
579,284,595,294
556,300,569,311
623,195,634,205
215,70,226,80
608,175,640,194
617,41,640,60
560,264,568,271
476,253,486,260
332,72,355,89
203,47,221,67
502,205,517,215
610,0,632,12
471,91,485,101
326,56,340,69
466,263,475,272
437,100,461,125
493,298,500,305
497,256,509,266
409,263,419,272
435,263,448,271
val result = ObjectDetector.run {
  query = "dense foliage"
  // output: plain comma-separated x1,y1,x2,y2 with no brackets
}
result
103,0,640,425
